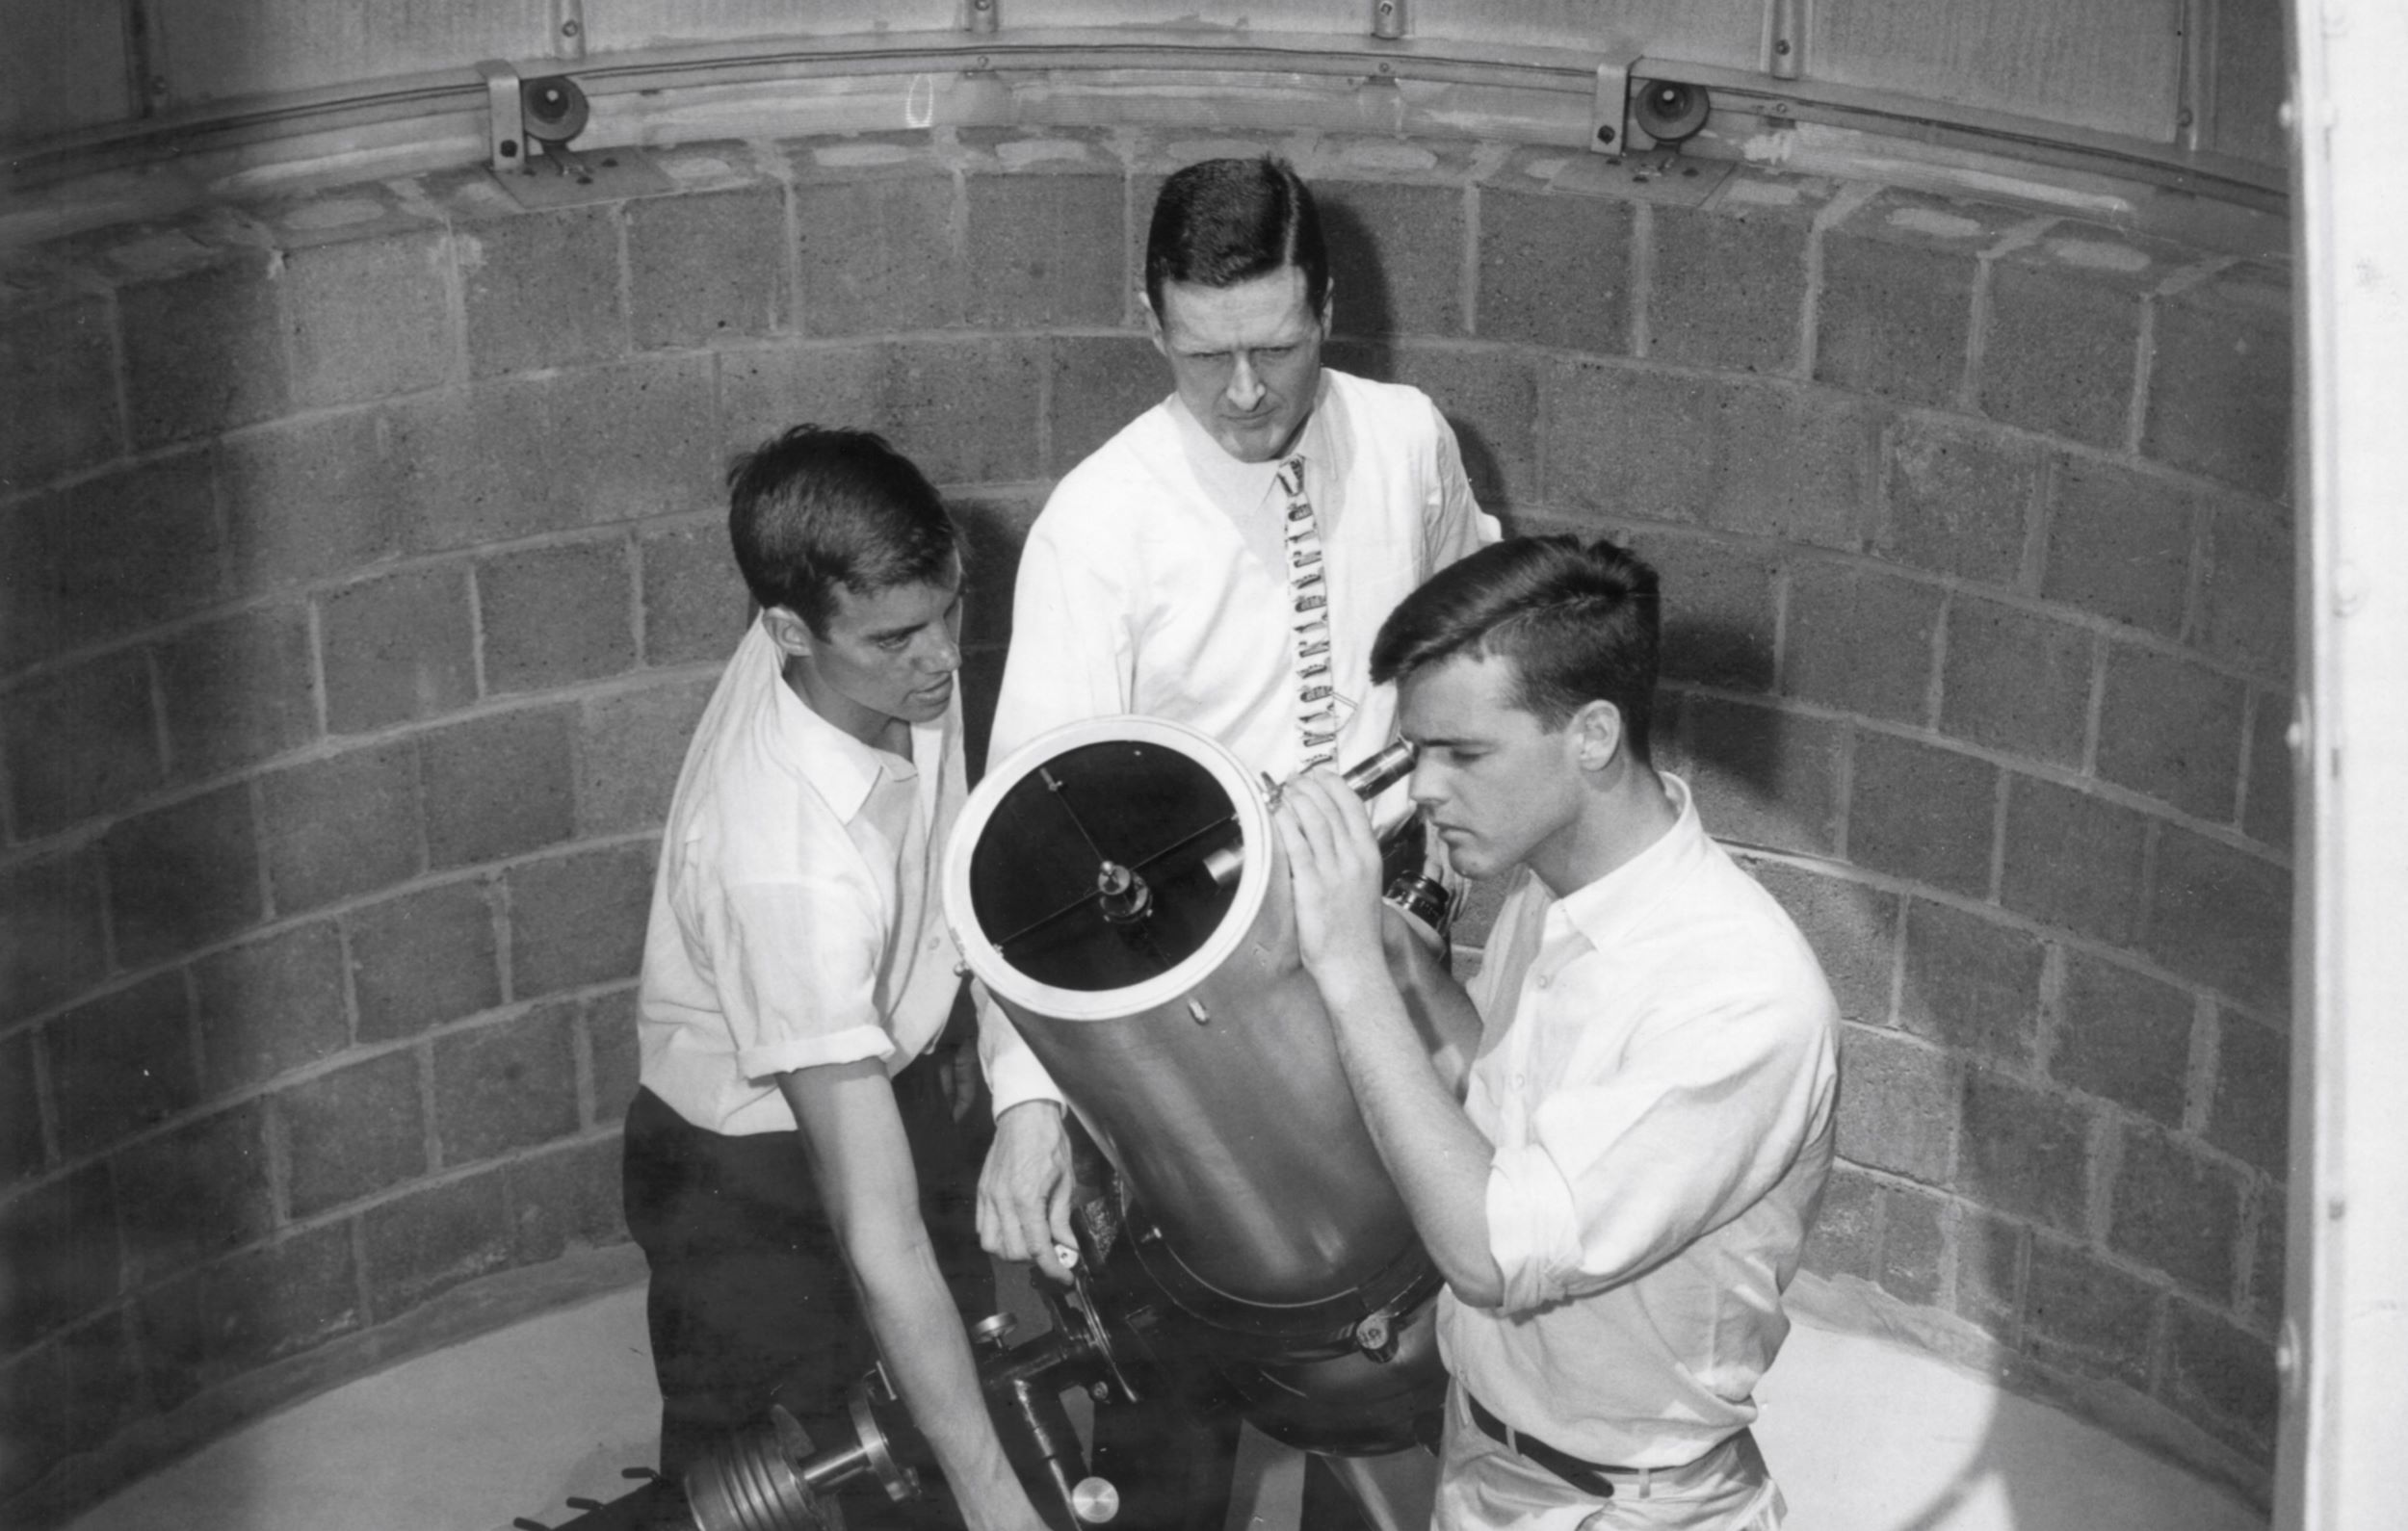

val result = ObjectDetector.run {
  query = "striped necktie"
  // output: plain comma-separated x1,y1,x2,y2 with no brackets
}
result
1276,455,1338,771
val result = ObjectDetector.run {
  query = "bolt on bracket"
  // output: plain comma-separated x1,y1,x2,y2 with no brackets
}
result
475,59,526,172
1591,61,1661,156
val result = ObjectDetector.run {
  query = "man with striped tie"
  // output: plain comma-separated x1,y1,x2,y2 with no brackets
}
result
973,155,1498,1529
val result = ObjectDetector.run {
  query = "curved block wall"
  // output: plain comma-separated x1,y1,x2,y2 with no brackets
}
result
0,128,2291,1518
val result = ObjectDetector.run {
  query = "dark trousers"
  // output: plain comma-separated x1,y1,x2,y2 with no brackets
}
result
621,1057,990,1503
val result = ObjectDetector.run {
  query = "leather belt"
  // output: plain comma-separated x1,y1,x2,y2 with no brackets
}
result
1465,1392,1627,1500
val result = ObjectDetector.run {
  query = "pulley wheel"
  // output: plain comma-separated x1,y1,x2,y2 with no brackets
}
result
1632,79,1710,143
684,1408,844,1531
520,75,589,143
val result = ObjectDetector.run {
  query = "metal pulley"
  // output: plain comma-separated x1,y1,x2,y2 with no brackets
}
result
1632,78,1712,143
476,59,678,205
682,1369,918,1531
682,1407,847,1531
521,75,590,152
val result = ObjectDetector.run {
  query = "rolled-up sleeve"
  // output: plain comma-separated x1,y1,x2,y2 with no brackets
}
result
712,880,899,1079
1486,1140,1585,1314
1483,985,1831,1315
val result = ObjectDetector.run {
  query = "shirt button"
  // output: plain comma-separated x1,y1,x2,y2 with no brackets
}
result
1536,974,1551,990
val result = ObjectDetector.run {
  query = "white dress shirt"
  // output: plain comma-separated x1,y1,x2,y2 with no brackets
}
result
638,617,966,1137
1438,774,1840,1472
978,368,1498,1113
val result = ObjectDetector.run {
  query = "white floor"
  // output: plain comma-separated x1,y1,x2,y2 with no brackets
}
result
66,1289,661,1531
65,1283,2264,1531
1757,1322,2262,1531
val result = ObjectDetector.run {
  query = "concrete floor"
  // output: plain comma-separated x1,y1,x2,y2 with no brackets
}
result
65,1281,2265,1531
1755,1322,2263,1531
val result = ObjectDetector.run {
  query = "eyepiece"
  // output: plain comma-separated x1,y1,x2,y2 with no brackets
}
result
1203,741,1419,886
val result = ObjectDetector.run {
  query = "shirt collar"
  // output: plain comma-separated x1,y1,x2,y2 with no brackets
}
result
1542,773,1709,956
1167,370,1336,514
748,616,926,824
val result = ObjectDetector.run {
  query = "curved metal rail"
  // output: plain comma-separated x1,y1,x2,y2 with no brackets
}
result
6,26,2282,210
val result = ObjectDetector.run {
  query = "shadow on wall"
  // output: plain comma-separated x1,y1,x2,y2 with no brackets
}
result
1319,190,1513,507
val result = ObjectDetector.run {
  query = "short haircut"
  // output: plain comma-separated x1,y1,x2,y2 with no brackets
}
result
725,425,962,638
1144,156,1329,319
1372,535,1662,763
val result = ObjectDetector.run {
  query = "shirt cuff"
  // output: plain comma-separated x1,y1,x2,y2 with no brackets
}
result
739,1025,895,1081
984,1041,1067,1118
1485,1140,1584,1314
976,982,1067,1116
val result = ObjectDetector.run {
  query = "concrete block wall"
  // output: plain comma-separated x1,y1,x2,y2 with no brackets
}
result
0,126,2291,1516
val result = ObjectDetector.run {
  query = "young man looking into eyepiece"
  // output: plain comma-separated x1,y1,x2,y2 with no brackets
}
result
1278,535,1839,1531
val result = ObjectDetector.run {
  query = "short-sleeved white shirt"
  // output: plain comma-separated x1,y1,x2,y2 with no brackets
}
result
1438,775,1840,1470
638,617,967,1137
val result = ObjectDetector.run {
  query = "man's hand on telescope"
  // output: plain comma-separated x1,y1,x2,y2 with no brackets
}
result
1278,770,1506,1308
978,1101,1079,1285
1277,769,1394,994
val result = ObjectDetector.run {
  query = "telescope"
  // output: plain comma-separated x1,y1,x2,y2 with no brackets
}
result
528,719,1456,1531
948,717,1454,1461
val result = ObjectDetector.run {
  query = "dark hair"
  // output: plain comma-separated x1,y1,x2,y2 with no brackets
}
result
725,426,962,638
1144,156,1329,319
1371,536,1662,763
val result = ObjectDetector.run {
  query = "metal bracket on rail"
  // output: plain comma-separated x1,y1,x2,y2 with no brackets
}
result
475,59,528,173
1591,61,1645,156
475,58,670,208
475,59,591,176
1592,60,1715,157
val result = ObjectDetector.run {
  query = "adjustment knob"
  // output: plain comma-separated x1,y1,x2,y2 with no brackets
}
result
971,1312,1017,1348
1069,1476,1121,1523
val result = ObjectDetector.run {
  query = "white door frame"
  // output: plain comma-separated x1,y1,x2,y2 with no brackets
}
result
2278,0,2408,1524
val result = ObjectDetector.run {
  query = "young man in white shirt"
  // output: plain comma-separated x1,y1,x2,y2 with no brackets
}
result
622,427,1050,1531
1276,536,1840,1531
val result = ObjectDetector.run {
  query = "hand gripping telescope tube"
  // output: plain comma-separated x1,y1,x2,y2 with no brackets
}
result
944,718,1450,1453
